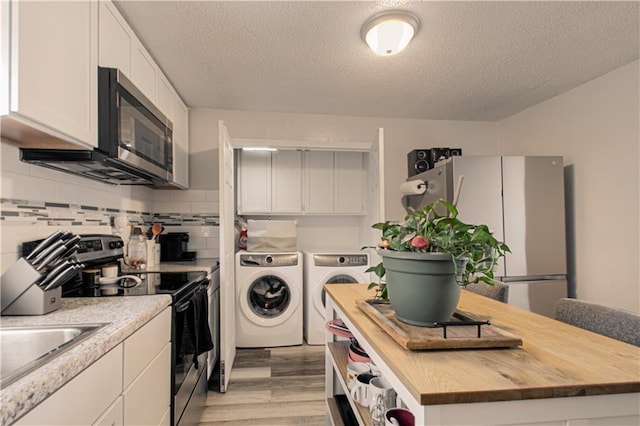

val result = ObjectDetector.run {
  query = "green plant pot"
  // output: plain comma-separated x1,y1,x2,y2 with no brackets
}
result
380,249,462,327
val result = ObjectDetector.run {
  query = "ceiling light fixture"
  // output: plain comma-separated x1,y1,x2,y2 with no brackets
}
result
361,10,420,56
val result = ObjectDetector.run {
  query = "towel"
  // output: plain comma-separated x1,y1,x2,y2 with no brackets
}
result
185,287,214,368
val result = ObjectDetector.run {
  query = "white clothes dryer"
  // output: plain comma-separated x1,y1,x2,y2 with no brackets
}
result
303,251,370,345
235,251,303,347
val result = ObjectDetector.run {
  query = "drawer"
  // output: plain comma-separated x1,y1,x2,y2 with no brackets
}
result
16,345,123,425
123,342,171,425
123,307,170,388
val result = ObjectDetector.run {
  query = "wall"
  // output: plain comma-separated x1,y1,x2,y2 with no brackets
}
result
498,60,639,313
188,110,498,256
0,142,153,274
188,109,499,246
0,142,221,271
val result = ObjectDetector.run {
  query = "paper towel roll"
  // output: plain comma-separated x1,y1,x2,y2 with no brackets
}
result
400,180,426,196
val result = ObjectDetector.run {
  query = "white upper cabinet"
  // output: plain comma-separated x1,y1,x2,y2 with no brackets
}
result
172,95,190,189
238,150,302,214
98,0,131,74
304,151,365,215
156,73,174,123
304,151,334,213
1,0,98,148
98,0,189,189
334,151,365,214
272,150,303,213
238,150,274,214
239,149,365,215
130,38,157,105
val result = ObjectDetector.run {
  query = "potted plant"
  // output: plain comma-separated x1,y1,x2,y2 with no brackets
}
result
366,199,510,327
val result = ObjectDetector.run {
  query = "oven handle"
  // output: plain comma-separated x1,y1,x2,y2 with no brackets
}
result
175,280,210,313
175,299,192,313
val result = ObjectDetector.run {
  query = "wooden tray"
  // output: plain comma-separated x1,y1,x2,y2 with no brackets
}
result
357,299,523,350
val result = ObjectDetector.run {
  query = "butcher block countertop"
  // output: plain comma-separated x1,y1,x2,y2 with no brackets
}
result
325,284,640,406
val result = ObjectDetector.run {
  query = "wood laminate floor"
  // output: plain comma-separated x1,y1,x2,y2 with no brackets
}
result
199,344,327,425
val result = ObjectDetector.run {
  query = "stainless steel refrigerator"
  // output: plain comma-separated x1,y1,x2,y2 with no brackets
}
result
404,156,567,317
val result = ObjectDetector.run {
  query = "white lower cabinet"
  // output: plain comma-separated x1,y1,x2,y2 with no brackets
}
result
122,307,171,425
15,345,123,426
123,343,171,426
123,307,171,388
15,307,171,426
158,406,171,426
93,396,123,426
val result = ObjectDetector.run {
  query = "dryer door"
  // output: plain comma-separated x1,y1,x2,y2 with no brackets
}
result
313,271,366,317
240,270,300,327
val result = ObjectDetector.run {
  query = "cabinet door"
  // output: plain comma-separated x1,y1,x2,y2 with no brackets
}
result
172,95,189,188
15,345,123,425
156,73,174,123
272,150,302,213
130,38,156,104
98,1,131,74
8,0,98,147
123,307,170,388
334,151,365,214
238,150,272,214
93,395,123,426
123,343,171,426
304,151,334,213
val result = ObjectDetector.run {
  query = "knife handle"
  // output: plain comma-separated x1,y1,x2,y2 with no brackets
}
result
25,231,64,261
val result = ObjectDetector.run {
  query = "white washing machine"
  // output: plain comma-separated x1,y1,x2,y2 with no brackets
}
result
235,251,303,347
303,251,370,345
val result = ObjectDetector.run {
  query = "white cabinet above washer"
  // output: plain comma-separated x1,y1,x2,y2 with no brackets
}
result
304,151,365,215
238,149,365,216
238,150,303,215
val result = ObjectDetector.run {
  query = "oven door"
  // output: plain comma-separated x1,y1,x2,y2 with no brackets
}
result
173,281,210,425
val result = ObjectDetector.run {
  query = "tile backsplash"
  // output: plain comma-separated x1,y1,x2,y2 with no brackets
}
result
0,142,220,274
0,196,220,274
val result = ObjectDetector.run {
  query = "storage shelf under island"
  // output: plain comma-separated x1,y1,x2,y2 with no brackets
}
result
326,340,372,425
324,284,640,426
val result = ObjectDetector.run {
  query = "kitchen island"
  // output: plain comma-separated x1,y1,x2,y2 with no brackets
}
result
325,284,640,425
0,295,171,425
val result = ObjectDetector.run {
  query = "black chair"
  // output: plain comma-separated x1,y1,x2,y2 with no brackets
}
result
464,280,509,303
554,298,640,346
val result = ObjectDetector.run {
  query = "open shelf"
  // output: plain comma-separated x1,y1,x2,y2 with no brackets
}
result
327,341,373,425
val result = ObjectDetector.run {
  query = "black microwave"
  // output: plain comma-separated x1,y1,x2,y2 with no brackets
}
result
20,67,173,185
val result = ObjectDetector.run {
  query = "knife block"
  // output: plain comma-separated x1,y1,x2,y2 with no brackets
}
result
0,257,61,315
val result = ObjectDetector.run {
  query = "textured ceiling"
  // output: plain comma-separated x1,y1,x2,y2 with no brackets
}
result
114,1,639,121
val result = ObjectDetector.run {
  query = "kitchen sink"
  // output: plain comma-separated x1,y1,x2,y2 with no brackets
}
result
0,323,107,388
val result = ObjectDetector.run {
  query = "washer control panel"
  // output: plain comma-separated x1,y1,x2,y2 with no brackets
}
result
313,254,369,267
240,253,299,267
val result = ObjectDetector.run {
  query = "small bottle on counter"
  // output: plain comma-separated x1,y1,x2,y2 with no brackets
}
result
239,227,248,250
127,228,147,270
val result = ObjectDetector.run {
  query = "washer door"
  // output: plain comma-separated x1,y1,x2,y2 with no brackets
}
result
240,270,299,327
313,271,365,316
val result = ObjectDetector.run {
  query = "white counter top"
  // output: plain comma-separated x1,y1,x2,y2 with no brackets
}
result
0,295,171,425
